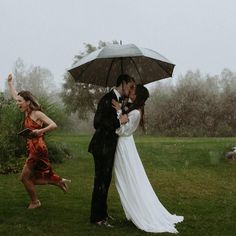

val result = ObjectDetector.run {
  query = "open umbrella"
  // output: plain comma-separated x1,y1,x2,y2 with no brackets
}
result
68,44,175,87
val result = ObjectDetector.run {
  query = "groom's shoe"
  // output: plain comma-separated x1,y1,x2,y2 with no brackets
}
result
95,220,114,228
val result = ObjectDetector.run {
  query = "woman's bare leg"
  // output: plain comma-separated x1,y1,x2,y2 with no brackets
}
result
20,164,41,208
33,175,71,193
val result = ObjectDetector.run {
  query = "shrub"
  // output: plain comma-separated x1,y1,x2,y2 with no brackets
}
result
0,93,71,174
46,140,72,163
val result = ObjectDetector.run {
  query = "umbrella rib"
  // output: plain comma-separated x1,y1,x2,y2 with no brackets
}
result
130,57,144,84
152,58,174,78
75,60,95,83
105,58,116,87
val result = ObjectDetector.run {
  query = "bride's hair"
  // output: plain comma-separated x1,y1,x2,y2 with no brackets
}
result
128,84,149,130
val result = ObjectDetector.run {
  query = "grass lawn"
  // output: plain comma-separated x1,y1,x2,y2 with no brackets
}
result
0,134,236,236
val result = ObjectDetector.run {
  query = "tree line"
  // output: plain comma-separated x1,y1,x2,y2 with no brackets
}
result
1,42,236,172
61,41,236,137
62,67,236,137
145,69,236,136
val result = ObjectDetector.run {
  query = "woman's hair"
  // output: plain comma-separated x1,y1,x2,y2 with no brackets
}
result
128,84,149,130
18,91,41,111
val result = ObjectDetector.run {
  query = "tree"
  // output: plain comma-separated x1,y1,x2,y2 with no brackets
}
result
217,69,236,136
146,69,236,136
10,58,56,98
4,58,67,128
61,41,119,120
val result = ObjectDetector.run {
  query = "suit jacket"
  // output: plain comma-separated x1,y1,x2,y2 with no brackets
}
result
88,90,120,158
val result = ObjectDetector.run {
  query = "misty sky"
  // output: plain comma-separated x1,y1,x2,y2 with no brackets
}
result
0,0,236,90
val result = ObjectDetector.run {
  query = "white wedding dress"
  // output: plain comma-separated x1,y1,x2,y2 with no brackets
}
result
114,110,183,233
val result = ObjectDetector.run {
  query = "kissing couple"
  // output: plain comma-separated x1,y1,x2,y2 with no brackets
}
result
88,74,183,233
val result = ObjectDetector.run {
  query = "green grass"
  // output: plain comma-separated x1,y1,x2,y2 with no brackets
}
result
0,134,236,236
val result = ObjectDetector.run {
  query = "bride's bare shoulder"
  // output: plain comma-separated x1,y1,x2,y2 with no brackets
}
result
129,109,141,117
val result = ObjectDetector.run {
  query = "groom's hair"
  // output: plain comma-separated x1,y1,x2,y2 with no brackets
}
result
116,74,134,87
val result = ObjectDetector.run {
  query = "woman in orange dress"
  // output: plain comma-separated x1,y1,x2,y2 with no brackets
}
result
7,74,70,209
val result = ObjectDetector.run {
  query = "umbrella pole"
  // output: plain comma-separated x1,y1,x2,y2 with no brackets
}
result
119,40,124,74
120,57,124,74
120,57,126,98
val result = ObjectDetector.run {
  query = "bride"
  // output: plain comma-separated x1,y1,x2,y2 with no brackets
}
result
113,84,183,233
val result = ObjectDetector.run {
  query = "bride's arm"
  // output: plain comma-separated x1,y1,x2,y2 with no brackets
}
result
116,110,140,136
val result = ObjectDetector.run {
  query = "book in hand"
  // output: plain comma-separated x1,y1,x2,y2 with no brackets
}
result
17,128,35,139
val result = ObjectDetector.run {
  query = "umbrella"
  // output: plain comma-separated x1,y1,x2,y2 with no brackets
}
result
68,44,175,87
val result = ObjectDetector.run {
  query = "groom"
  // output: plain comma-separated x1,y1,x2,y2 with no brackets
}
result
88,74,134,226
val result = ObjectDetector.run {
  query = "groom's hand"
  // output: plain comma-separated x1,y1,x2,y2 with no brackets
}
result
119,114,128,124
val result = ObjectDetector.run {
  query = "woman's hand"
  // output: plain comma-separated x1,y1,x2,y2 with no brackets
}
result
7,73,18,100
112,99,121,111
31,129,44,137
119,114,129,124
7,74,13,84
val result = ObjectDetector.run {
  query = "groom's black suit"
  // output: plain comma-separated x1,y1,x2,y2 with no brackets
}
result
88,90,120,223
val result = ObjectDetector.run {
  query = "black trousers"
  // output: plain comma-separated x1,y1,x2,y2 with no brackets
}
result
90,153,115,223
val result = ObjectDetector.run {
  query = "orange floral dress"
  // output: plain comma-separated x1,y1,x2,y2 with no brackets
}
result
24,113,61,183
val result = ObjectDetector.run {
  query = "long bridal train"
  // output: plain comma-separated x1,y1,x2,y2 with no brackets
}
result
114,110,183,233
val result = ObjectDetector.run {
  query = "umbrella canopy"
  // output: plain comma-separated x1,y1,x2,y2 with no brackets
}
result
68,44,175,87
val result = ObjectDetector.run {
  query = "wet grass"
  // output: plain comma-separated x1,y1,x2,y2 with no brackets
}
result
0,134,236,235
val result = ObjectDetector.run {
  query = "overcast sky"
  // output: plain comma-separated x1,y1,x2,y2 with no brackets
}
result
0,0,236,90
